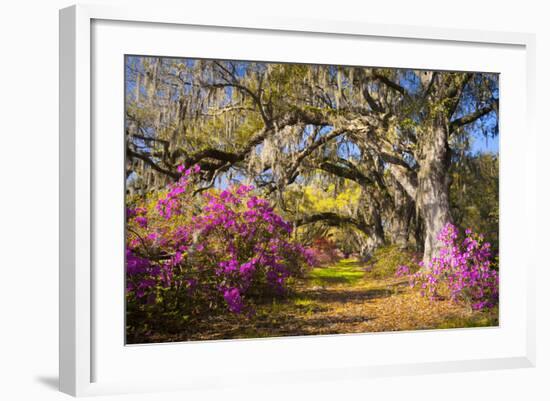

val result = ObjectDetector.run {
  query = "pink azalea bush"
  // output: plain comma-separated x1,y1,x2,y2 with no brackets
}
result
395,264,411,277
305,237,342,267
126,165,312,334
405,223,498,310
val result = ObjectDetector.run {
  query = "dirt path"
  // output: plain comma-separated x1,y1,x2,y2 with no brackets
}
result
172,259,498,342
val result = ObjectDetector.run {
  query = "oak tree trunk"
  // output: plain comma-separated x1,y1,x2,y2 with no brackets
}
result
361,206,385,261
417,115,453,266
389,183,414,248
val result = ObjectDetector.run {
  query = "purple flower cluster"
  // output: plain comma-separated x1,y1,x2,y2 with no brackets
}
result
125,165,311,317
409,223,498,310
395,265,411,277
126,249,160,298
222,287,243,313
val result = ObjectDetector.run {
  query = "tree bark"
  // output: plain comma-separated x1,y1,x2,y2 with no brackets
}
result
389,183,413,248
413,214,424,253
371,206,385,247
359,203,385,261
417,114,453,265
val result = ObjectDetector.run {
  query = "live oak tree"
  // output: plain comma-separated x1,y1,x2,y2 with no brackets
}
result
125,57,498,264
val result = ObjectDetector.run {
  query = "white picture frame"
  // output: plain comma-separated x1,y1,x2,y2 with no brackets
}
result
59,4,536,397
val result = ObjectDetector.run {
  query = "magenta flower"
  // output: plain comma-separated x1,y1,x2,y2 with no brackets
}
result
126,165,309,316
412,223,498,310
223,287,243,313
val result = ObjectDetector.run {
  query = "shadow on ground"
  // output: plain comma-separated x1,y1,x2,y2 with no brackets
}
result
299,288,394,303
35,376,58,391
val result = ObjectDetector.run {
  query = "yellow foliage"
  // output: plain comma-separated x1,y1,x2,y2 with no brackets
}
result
297,183,361,214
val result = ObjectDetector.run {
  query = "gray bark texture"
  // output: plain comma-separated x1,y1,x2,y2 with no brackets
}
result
417,114,453,265
389,182,414,248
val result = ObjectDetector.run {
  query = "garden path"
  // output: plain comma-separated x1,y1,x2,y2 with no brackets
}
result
166,259,497,342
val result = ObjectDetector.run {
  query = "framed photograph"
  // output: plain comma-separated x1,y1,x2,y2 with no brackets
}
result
59,4,536,396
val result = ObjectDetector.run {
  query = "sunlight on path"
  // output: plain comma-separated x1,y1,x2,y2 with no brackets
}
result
178,258,497,342
309,258,367,286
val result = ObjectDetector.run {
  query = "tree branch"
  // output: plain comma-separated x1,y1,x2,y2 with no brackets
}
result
388,165,417,200
318,160,374,187
449,101,498,132
362,84,384,112
295,212,372,235
126,147,180,180
372,71,407,97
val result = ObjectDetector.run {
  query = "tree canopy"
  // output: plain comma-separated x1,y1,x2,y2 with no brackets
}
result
125,56,499,262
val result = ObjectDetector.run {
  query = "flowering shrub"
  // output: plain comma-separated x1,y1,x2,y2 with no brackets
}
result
408,223,498,310
305,237,342,267
395,264,411,277
126,165,311,335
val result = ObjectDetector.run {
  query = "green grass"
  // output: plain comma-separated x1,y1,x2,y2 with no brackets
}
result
292,298,319,315
435,309,499,329
367,245,419,279
309,258,366,286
